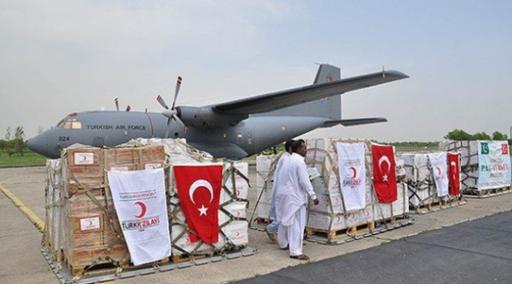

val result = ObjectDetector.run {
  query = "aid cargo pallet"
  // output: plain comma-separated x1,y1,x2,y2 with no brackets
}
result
41,246,257,284
305,217,413,245
464,186,512,199
410,197,467,215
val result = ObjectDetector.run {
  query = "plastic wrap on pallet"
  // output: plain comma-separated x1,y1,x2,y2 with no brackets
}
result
255,155,277,220
399,151,463,209
129,139,250,257
222,162,249,202
398,153,436,207
255,138,409,235
372,183,409,220
440,140,479,167
44,159,64,258
54,144,168,271
305,138,409,232
44,139,250,277
440,140,511,193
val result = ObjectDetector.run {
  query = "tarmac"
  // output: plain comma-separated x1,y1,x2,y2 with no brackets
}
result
1,166,512,284
241,211,512,284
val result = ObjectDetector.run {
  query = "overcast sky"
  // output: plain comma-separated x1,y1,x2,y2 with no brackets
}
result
1,1,511,141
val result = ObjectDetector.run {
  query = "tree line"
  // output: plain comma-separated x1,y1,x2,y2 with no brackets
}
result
444,129,509,141
0,126,26,157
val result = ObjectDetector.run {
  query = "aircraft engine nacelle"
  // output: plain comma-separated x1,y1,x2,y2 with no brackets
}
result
177,106,247,128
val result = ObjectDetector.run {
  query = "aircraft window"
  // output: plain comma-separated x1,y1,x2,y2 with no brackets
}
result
62,121,73,128
57,118,81,129
71,121,82,129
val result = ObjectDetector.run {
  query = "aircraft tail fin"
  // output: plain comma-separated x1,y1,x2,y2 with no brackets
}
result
256,64,342,119
313,64,341,84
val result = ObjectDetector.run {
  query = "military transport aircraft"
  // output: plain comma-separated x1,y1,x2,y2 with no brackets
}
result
27,64,408,160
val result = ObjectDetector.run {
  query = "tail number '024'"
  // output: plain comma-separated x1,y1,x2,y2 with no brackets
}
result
58,136,70,142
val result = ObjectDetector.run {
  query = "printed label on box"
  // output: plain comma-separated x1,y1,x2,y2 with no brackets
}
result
74,153,94,165
80,216,100,231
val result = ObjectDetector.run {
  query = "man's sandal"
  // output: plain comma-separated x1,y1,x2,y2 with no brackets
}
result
266,231,277,243
290,254,310,261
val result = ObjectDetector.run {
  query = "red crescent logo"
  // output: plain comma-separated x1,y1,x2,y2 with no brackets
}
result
436,166,442,177
134,201,147,218
350,167,357,178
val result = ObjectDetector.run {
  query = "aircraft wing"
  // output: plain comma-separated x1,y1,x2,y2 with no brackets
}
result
213,70,408,115
322,117,388,127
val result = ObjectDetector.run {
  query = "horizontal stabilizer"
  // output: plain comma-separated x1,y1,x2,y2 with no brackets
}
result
323,117,388,127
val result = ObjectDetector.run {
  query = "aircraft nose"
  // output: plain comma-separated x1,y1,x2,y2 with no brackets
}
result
27,133,48,157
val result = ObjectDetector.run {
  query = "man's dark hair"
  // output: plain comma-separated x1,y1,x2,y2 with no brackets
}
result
284,140,295,153
291,139,305,153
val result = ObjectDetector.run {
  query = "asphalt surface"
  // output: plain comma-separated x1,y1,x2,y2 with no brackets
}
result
240,211,512,284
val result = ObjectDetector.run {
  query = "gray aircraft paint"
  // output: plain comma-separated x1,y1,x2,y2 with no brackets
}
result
27,64,408,160
257,64,341,119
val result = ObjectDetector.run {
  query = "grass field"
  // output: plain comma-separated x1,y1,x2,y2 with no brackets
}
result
0,151,47,168
394,145,440,153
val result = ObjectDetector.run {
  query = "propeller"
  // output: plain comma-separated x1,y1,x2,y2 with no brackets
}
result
126,105,131,112
157,76,186,138
114,98,119,111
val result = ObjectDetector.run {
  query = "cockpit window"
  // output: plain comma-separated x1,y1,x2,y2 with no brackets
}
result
57,118,82,129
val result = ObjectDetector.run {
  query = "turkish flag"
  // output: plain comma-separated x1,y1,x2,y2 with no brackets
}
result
371,144,398,203
174,164,223,244
447,153,461,196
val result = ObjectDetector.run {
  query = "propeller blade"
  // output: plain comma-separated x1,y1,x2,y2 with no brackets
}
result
157,95,169,109
171,76,182,109
165,117,171,138
114,98,119,111
172,114,187,131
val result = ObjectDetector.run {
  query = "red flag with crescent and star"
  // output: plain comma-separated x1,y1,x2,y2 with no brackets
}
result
371,144,398,203
174,164,223,244
447,153,461,196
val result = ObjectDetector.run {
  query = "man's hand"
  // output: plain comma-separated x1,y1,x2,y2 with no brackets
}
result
313,198,319,206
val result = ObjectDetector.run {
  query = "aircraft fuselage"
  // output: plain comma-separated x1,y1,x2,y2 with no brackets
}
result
27,111,326,160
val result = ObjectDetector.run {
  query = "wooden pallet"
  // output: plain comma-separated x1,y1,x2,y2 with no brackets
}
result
464,186,512,199
171,244,251,264
410,197,466,214
64,256,127,278
64,254,171,277
171,252,213,264
306,220,376,241
306,216,412,245
43,246,257,284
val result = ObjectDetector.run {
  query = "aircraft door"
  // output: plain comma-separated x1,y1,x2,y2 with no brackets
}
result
143,112,155,138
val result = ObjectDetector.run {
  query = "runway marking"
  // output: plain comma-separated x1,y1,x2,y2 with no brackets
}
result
0,182,45,233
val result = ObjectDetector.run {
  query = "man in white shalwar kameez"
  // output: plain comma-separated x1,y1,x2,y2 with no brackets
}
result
275,140,318,260
266,140,295,242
